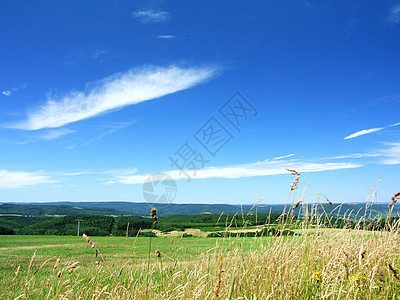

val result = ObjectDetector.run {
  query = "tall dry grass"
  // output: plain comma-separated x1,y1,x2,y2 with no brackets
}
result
3,226,400,299
2,172,400,299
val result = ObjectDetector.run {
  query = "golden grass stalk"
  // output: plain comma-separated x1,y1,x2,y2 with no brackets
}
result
51,258,60,275
12,266,21,282
34,256,56,275
125,222,129,248
82,234,125,300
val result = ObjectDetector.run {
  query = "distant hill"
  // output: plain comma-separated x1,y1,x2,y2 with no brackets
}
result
1,201,397,236
16,202,244,217
0,203,128,217
1,201,397,218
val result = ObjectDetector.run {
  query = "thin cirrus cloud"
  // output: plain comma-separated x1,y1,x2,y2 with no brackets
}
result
6,65,219,131
344,122,400,140
327,153,380,160
112,159,362,185
0,170,56,188
39,128,75,140
156,35,176,39
273,154,295,160
62,167,138,177
387,4,400,24
132,9,171,23
344,127,385,140
2,91,11,96
379,142,400,165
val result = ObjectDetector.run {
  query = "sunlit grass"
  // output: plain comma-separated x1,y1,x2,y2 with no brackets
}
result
1,173,399,299
1,226,399,299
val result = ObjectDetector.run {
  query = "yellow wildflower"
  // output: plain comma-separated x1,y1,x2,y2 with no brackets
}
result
312,271,322,281
351,273,362,282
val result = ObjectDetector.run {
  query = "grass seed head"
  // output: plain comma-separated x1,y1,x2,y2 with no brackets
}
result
150,207,157,216
292,200,303,209
389,192,400,208
291,176,300,191
286,168,300,175
12,266,21,282
82,234,96,248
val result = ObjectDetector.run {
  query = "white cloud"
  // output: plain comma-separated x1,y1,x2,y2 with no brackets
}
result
388,4,400,24
0,170,56,188
93,49,108,59
102,180,116,186
39,128,75,140
157,35,176,39
7,65,219,130
327,153,380,160
344,127,385,140
63,167,138,177
1,84,27,97
114,159,362,185
132,9,170,23
81,120,136,146
390,122,400,127
379,142,400,165
273,154,295,160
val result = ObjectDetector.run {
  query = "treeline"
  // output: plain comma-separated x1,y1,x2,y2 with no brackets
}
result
0,215,154,236
0,213,282,236
155,213,282,232
1,213,397,236
0,203,126,217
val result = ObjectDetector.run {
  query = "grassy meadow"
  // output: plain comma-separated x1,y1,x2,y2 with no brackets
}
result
1,222,400,299
1,174,399,299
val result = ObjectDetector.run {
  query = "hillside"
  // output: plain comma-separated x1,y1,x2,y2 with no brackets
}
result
2,201,396,218
0,203,129,217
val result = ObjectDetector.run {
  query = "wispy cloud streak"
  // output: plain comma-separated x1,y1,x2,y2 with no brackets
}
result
379,143,400,165
344,121,400,140
113,159,362,185
132,9,170,23
344,127,385,140
387,5,400,24
62,167,138,177
6,65,219,130
327,153,380,160
40,129,75,140
273,154,295,160
0,170,56,188
156,35,176,39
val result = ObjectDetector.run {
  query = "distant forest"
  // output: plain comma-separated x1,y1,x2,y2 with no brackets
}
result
0,202,398,236
0,201,397,217
0,213,281,236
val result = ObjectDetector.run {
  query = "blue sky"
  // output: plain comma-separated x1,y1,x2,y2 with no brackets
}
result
0,1,399,205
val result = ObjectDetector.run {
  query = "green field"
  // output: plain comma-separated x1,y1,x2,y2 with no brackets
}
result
0,234,258,275
1,226,399,299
